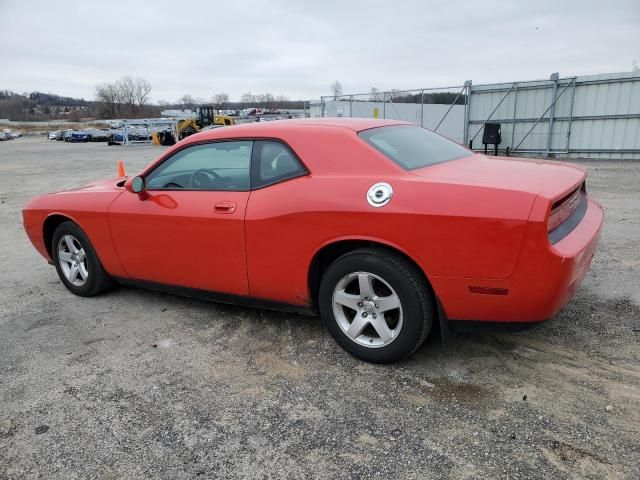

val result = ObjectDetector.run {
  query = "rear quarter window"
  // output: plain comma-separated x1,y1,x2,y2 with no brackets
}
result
358,125,471,170
252,140,307,188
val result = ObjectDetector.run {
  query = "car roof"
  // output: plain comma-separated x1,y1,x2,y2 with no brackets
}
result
185,117,409,143
252,117,408,130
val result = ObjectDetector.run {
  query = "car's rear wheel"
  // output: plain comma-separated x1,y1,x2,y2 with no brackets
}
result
52,221,113,296
318,248,434,363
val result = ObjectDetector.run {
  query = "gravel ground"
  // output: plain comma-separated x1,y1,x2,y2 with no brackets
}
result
0,137,638,479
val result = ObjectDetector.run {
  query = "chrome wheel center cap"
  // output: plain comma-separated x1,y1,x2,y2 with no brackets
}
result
362,300,376,313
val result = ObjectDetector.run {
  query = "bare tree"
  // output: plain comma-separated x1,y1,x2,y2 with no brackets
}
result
118,76,136,109
134,78,152,108
261,93,275,108
119,76,151,114
95,76,152,118
330,81,343,99
95,81,121,118
179,94,196,109
235,92,296,109
68,109,82,122
212,92,229,109
240,92,256,104
0,94,29,120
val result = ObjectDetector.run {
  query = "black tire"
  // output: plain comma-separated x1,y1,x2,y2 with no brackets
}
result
319,248,434,363
51,221,113,297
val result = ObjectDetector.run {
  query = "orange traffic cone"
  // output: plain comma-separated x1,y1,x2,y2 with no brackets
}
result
117,160,126,177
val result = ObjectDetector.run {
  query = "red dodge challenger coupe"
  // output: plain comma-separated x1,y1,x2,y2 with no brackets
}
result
23,118,603,363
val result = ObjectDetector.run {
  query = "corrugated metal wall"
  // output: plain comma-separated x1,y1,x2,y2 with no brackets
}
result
467,72,640,159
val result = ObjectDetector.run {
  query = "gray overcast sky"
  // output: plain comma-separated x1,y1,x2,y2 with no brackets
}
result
0,0,638,102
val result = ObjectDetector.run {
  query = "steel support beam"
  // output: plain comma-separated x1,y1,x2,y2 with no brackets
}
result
420,90,424,127
566,79,577,154
546,73,559,156
510,83,518,149
463,83,471,144
383,93,386,119
468,112,640,124
512,78,576,153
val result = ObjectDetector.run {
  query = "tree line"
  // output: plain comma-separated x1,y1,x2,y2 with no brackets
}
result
1,75,313,121
159,92,305,111
0,90,100,121
97,78,306,116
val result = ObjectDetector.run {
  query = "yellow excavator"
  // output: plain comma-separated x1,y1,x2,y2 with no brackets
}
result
155,106,236,145
176,106,235,140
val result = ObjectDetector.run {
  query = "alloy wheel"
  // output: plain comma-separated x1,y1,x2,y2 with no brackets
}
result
57,234,89,286
332,271,403,348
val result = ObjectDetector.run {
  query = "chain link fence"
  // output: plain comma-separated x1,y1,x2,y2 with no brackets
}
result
313,85,469,143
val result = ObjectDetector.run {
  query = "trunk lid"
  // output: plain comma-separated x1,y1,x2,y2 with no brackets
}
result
410,154,586,200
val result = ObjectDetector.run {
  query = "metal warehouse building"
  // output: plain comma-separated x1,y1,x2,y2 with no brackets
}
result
313,71,640,159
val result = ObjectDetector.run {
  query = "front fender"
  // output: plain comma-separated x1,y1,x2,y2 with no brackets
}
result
22,191,127,277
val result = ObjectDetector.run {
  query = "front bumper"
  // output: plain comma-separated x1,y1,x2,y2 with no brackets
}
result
23,208,51,261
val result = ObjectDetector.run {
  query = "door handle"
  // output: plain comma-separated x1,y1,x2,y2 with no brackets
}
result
214,201,237,214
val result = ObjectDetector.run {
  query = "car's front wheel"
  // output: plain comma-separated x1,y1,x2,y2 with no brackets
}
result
51,221,113,296
319,248,434,363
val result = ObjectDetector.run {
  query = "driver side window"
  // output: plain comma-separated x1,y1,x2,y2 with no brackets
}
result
146,141,252,191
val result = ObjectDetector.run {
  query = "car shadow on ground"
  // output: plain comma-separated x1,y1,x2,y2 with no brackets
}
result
105,283,637,372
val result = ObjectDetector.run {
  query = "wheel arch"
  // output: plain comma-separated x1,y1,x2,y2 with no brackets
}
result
307,237,434,310
43,213,79,258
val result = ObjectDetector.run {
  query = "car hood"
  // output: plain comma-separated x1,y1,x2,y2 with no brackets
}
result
410,153,586,200
54,177,123,194
23,177,125,215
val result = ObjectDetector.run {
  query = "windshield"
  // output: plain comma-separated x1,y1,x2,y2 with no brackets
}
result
358,125,471,170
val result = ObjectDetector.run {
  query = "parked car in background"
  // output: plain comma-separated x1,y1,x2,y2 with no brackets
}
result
0,128,20,139
110,130,125,143
63,130,73,142
129,129,152,142
55,130,66,141
87,129,110,142
22,118,603,363
70,131,91,142
49,131,58,140
0,132,9,141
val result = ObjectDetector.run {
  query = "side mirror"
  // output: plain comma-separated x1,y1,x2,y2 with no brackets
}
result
132,176,146,193
125,175,146,195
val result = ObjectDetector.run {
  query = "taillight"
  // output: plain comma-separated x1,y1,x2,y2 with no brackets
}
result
548,184,583,232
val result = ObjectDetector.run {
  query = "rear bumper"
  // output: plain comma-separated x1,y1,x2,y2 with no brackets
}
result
432,195,603,322
545,196,603,314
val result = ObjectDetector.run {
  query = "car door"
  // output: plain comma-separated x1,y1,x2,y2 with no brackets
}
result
108,140,253,296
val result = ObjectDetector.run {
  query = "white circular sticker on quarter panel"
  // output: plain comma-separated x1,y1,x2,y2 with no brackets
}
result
367,182,393,207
